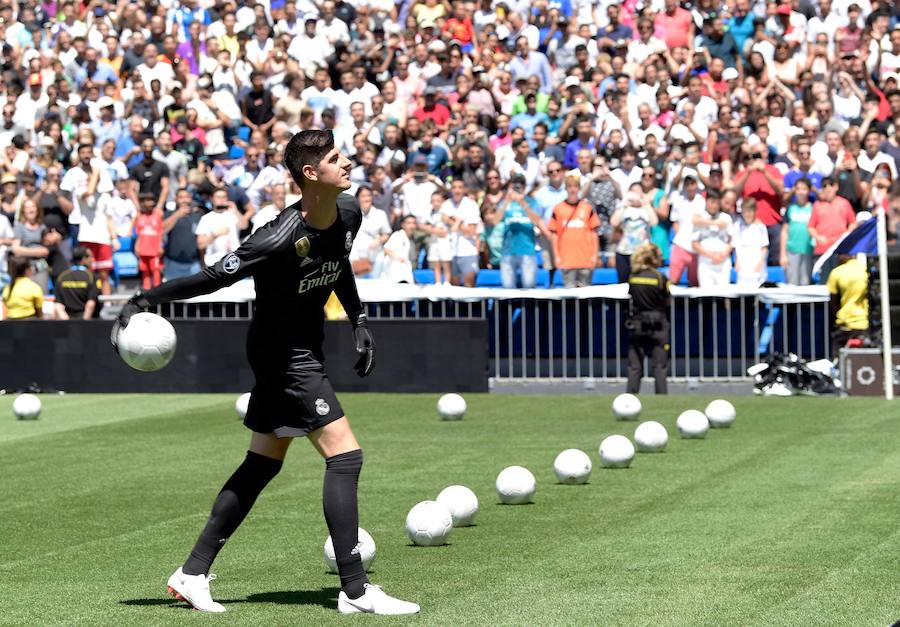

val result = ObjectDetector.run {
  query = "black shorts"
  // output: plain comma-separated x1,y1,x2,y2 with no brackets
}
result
244,346,344,438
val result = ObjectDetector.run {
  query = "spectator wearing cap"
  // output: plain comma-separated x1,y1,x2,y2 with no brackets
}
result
89,97,125,148
408,122,449,177
734,143,785,265
508,36,553,93
412,87,451,129
14,74,48,131
187,74,229,159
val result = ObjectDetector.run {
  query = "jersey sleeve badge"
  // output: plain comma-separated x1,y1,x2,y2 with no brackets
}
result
294,236,311,258
345,231,352,252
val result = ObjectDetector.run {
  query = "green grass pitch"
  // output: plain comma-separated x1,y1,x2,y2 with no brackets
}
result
1,393,898,626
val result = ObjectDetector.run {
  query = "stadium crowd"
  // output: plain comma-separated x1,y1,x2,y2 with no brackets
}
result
1,0,900,319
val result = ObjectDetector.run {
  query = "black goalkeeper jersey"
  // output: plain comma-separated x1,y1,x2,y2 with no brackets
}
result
142,193,364,350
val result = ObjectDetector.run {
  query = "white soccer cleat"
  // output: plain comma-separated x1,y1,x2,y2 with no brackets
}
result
166,567,226,613
337,583,420,615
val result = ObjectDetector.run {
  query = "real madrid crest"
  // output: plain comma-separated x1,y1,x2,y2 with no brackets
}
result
294,236,310,258
345,231,352,251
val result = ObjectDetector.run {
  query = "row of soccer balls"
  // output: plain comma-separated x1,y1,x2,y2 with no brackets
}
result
324,394,738,558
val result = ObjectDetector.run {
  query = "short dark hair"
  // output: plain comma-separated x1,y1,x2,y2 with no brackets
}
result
285,129,335,187
77,142,93,153
821,176,836,186
794,176,812,189
706,188,721,201
72,246,91,264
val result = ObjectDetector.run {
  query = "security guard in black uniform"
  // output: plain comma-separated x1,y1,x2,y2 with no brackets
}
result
626,242,670,394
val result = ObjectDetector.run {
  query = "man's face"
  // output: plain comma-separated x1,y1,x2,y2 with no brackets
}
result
78,146,93,167
533,125,546,145
141,138,154,159
353,67,366,86
621,152,635,169
252,74,264,90
401,216,417,235
2,106,13,127
351,103,365,124
865,132,881,153
177,190,192,207
685,179,698,196
797,144,812,167
516,38,528,56
515,141,529,159
576,120,591,137
706,197,720,216
101,140,115,161
306,147,352,190
340,72,354,92
820,181,837,201
314,70,328,90
548,162,564,185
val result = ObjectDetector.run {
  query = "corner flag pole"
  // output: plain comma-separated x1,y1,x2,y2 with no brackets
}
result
876,205,893,400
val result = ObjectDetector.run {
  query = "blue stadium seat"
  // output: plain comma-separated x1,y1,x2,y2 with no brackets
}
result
475,269,502,287
552,269,564,287
767,266,786,283
592,268,618,285
118,236,134,253
535,269,550,288
413,269,435,284
228,145,245,159
237,126,252,141
114,252,139,278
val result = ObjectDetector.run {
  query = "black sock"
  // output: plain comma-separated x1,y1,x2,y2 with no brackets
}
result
324,449,368,599
182,451,283,576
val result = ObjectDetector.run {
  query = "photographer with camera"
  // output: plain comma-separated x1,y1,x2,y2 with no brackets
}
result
625,242,670,395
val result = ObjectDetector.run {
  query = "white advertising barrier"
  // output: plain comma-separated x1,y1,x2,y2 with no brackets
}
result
163,278,830,306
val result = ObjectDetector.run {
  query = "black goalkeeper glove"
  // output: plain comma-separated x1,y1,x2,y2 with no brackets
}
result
351,312,375,377
110,292,151,352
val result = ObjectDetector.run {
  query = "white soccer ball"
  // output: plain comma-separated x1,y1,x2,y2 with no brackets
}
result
705,399,736,428
437,393,466,420
495,466,536,504
436,485,479,527
12,393,41,420
634,421,668,452
677,410,709,439
599,435,635,468
611,393,642,420
116,312,177,372
553,449,592,484
405,501,453,546
235,392,251,419
323,527,376,573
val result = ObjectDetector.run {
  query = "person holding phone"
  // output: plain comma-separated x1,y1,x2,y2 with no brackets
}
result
195,188,247,267
733,143,785,266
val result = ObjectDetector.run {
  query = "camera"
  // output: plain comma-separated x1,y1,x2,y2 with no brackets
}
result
509,173,526,193
413,171,426,182
214,204,229,211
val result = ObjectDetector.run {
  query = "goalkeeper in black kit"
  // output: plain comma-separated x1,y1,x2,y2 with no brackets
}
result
111,130,419,615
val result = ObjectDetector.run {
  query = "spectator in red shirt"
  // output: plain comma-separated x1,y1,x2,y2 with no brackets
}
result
807,177,857,282
412,87,451,129
733,143,785,265
443,4,474,50
133,192,164,289
654,0,694,50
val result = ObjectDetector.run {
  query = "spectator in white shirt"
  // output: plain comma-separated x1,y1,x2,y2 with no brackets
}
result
499,138,541,191
349,185,391,276
196,188,247,267
251,183,287,233
443,180,483,287
381,214,417,284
